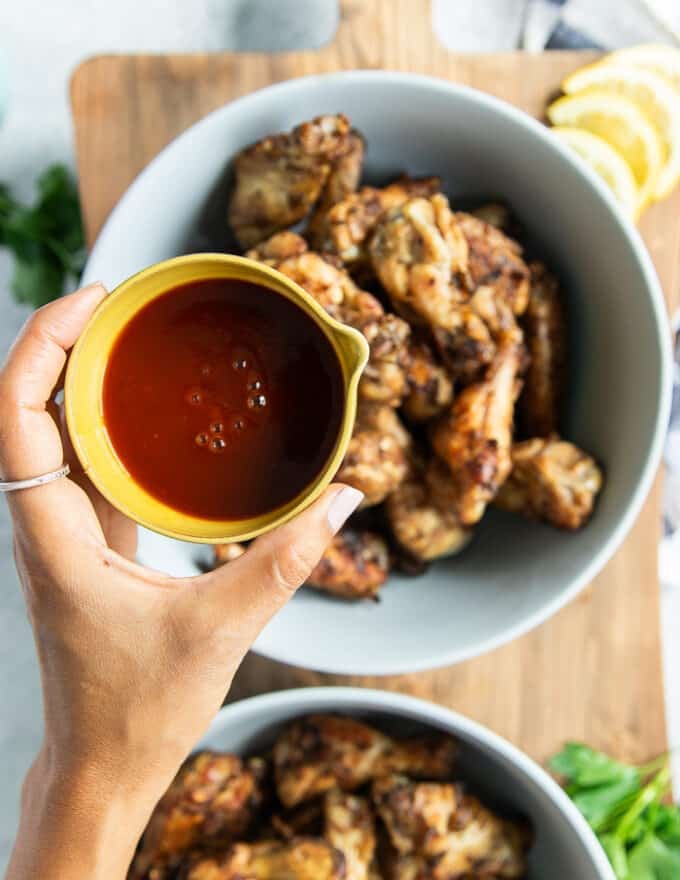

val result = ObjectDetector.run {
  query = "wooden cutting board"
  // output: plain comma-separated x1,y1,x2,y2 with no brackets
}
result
71,0,680,766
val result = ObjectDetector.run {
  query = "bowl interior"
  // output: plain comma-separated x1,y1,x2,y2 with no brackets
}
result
195,689,614,880
84,72,669,673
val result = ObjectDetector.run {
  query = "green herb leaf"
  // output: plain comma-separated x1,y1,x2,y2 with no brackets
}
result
572,776,644,833
550,743,640,788
0,164,86,309
599,833,629,879
627,832,680,879
551,743,679,880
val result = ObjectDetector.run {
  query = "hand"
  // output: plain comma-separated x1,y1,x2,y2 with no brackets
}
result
1,284,363,880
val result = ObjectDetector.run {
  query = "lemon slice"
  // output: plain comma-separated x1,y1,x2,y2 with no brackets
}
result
607,44,680,94
561,63,680,199
552,127,640,219
547,91,663,207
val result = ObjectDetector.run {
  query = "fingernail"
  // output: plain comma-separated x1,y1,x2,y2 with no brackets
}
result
327,486,364,534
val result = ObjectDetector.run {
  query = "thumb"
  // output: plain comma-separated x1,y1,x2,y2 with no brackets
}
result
198,483,363,637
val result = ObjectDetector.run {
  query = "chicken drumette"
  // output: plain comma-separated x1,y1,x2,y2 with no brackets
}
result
310,176,441,268
228,114,355,248
518,261,566,437
308,130,365,232
385,457,471,564
129,753,267,879
325,789,377,880
336,404,411,507
375,779,529,880
369,194,523,385
372,775,457,857
401,341,453,423
306,529,390,601
494,436,602,530
247,232,411,407
273,715,457,808
455,211,530,316
369,194,469,331
431,341,523,526
184,839,344,880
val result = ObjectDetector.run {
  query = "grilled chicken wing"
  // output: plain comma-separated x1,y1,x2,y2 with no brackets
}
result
427,794,530,879
519,261,566,437
247,233,411,407
228,114,353,248
372,776,457,857
185,839,344,880
270,800,324,841
431,283,522,384
401,341,454,423
385,458,472,563
129,753,267,879
325,790,377,880
431,341,523,526
494,436,602,530
273,715,457,808
337,404,411,507
310,176,441,267
378,791,529,880
306,529,390,600
455,212,530,316
369,194,469,331
308,130,365,233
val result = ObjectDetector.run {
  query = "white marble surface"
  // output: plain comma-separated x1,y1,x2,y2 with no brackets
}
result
0,0,678,868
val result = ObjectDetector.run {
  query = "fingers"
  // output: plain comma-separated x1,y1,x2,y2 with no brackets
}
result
0,283,107,481
0,284,107,536
196,484,363,639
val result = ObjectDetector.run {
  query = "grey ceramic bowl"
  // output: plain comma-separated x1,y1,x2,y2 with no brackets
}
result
195,687,615,879
83,71,672,675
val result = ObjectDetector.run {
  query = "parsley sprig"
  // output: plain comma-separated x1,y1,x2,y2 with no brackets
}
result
0,164,86,308
551,744,680,878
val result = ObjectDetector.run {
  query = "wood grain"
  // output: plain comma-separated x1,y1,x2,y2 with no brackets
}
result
71,0,678,766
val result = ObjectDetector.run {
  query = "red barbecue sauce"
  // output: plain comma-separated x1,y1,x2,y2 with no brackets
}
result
102,279,345,520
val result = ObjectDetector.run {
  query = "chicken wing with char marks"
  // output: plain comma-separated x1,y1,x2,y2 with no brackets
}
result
370,196,525,386
325,789,377,880
369,194,469,332
308,130,365,233
432,284,521,385
310,176,441,268
518,262,566,437
306,529,390,600
494,436,602,530
383,799,529,879
246,232,411,407
402,341,454,423
428,794,530,879
385,457,472,564
273,715,458,808
129,753,267,879
228,114,354,248
455,212,530,317
431,341,523,527
373,775,457,857
184,839,344,880
336,404,411,507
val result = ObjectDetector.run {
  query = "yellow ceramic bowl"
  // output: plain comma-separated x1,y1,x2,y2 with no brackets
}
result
64,254,368,544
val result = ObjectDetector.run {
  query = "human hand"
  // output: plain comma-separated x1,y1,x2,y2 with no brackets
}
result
1,284,362,879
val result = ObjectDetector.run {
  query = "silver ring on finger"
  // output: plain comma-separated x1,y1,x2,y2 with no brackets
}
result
0,464,71,493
